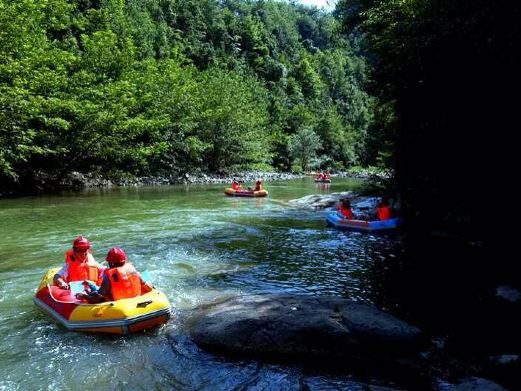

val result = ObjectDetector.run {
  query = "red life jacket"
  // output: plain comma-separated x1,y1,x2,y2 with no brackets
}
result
376,205,391,220
107,263,142,301
232,182,239,190
338,205,353,219
65,250,101,283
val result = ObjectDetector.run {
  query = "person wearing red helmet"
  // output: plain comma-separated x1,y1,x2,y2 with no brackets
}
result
53,236,105,289
78,246,152,303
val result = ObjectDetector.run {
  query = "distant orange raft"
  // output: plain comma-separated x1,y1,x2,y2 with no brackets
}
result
34,268,171,334
224,188,268,197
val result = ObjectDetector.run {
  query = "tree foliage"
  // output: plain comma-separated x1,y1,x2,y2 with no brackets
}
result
288,128,322,171
0,0,377,194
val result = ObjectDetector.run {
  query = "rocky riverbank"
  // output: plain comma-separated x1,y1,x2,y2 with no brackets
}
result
1,168,393,198
0,171,304,197
68,169,388,188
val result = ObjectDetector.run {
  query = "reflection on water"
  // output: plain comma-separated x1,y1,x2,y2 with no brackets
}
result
314,182,331,194
0,177,406,389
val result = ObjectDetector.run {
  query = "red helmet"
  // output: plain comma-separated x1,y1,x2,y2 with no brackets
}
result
73,236,90,251
106,246,126,264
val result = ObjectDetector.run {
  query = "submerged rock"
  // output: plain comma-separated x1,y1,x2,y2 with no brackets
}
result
495,285,521,303
188,294,423,361
441,377,509,391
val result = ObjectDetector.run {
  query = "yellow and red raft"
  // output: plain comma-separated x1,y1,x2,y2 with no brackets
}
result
34,268,171,334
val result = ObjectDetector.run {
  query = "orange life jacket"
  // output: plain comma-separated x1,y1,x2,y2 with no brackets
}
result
65,250,101,283
106,263,142,301
376,205,391,220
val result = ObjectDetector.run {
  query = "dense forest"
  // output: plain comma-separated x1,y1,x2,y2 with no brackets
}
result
1,0,382,195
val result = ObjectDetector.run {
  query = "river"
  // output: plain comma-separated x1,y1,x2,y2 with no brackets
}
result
0,177,405,390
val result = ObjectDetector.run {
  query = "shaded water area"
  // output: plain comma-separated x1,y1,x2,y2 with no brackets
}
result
1,177,413,390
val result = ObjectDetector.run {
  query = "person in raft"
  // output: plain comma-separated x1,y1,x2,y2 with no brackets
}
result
247,179,262,191
375,198,392,220
76,246,152,303
231,178,240,191
53,235,105,290
337,198,353,219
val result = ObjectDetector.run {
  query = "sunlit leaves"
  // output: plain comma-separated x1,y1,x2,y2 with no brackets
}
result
0,0,378,189
288,127,322,171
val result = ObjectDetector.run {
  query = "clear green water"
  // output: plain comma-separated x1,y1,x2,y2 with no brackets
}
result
0,177,403,390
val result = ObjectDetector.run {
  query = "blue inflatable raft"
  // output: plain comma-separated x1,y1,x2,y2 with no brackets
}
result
326,213,402,232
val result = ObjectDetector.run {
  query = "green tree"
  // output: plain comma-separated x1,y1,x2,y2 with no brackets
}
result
192,68,270,172
288,127,322,171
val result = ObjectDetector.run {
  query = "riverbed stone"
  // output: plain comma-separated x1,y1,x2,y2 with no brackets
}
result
288,192,354,209
495,285,521,303
188,294,423,361
288,193,383,215
442,377,509,391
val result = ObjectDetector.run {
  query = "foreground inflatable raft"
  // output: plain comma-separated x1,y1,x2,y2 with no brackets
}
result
34,268,171,334
224,188,268,197
327,213,402,232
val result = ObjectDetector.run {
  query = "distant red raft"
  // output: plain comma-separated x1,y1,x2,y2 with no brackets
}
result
224,188,268,197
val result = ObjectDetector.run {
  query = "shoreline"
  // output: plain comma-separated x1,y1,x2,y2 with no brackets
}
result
0,169,390,198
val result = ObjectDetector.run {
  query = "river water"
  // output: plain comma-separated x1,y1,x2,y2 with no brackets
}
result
0,177,405,390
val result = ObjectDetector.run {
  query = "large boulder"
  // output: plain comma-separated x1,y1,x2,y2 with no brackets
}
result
288,193,380,213
189,295,423,361
288,192,354,209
